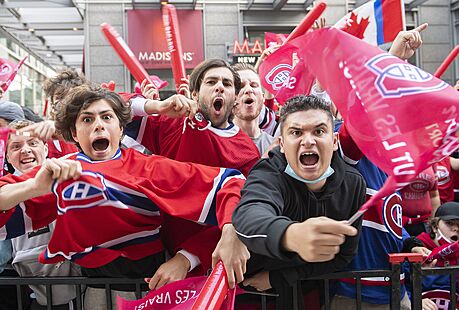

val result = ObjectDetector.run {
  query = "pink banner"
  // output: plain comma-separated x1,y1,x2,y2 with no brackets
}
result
299,28,459,216
117,276,242,310
0,56,27,92
0,127,10,176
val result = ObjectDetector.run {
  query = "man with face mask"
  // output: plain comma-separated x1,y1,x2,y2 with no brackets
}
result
232,95,365,309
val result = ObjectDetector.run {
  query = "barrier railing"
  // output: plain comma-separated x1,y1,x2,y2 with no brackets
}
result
1,253,458,310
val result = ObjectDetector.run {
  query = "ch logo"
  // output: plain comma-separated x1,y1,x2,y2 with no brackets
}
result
383,193,403,239
365,54,448,98
265,64,293,91
63,182,104,200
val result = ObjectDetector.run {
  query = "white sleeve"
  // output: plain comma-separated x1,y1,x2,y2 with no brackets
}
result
130,97,149,117
310,84,332,105
177,249,201,272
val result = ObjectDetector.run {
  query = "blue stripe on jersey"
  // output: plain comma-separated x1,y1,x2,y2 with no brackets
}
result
105,187,160,212
125,117,143,141
5,206,25,239
204,168,243,226
76,149,122,163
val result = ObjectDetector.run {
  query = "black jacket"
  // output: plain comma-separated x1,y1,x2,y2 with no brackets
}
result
233,147,366,307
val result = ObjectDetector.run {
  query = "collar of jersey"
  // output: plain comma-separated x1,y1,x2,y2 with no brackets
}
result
207,123,239,138
76,148,122,163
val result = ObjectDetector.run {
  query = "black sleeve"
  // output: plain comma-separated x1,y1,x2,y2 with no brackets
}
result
269,173,366,286
232,160,297,261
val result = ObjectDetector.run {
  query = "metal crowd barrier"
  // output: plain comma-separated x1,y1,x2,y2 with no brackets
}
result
0,253,458,310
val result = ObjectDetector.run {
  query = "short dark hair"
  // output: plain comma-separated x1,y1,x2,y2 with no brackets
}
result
232,63,257,74
55,85,131,149
279,95,334,133
43,69,88,119
189,58,241,95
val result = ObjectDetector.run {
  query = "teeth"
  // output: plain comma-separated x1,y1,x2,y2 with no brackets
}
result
21,158,35,164
301,152,316,156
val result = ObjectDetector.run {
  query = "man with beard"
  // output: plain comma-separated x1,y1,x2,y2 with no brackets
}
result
126,58,260,176
232,63,274,155
121,59,260,291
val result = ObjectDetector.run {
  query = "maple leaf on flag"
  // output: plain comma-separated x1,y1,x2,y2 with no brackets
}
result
340,12,370,39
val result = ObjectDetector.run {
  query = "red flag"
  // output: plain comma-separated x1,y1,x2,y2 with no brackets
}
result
0,56,27,92
0,127,10,177
264,32,288,48
258,4,325,104
259,36,315,104
424,241,459,266
300,28,459,216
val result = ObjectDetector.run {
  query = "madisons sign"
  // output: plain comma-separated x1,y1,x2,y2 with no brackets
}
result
127,10,204,69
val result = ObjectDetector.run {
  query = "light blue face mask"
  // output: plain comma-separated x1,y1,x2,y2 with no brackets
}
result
284,164,334,184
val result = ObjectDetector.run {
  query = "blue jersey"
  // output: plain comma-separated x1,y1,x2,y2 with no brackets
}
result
336,123,408,304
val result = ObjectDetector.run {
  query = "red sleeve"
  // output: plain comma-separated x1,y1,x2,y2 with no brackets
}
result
0,168,57,237
338,121,364,163
46,140,79,159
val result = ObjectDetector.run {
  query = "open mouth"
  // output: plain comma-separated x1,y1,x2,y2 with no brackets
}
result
213,98,223,112
300,152,319,166
92,138,110,152
452,235,458,241
20,158,36,165
244,98,254,105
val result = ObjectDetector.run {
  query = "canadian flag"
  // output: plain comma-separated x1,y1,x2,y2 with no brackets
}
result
334,0,405,45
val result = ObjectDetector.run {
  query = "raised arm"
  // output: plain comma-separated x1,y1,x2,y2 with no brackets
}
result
0,158,82,211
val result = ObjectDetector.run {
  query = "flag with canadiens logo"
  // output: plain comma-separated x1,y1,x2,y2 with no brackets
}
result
300,27,459,213
0,56,27,92
334,0,405,45
258,35,315,104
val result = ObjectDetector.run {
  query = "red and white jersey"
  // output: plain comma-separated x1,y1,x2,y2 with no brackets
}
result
0,148,245,268
124,112,260,177
46,139,79,159
401,167,437,219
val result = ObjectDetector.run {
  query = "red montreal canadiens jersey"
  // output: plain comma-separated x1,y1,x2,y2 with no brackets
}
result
0,148,245,268
124,113,260,177
46,139,79,159
435,157,454,204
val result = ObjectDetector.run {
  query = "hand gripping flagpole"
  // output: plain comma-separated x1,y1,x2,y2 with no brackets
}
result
284,2,327,44
191,260,229,310
434,45,459,78
162,4,187,95
100,23,159,99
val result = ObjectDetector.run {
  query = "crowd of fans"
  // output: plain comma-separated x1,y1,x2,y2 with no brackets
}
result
0,18,458,310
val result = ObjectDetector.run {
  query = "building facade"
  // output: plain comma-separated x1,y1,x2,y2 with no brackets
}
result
84,0,457,94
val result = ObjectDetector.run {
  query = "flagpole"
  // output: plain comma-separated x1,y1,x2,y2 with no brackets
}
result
284,2,327,44
191,260,228,310
162,4,187,95
100,23,159,98
434,45,459,78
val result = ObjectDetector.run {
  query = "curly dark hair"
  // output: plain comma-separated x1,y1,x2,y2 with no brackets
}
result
189,58,241,95
55,85,131,149
43,69,88,119
279,95,333,134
